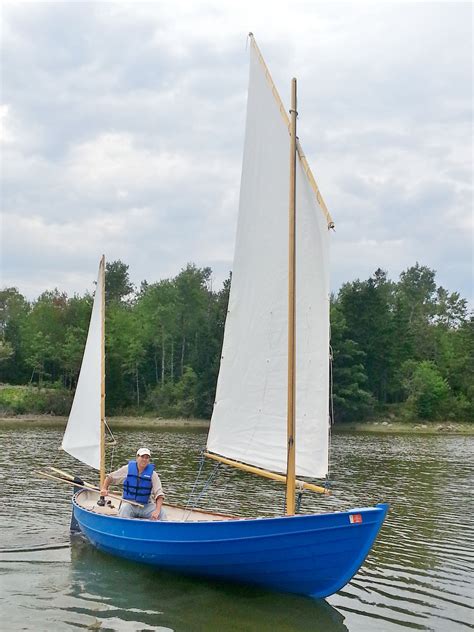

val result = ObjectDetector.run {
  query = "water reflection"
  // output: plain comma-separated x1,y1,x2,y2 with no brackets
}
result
65,536,348,631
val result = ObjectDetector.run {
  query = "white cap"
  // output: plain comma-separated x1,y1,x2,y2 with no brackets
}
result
136,447,151,457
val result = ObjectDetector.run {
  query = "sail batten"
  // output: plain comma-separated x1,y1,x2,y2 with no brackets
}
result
61,259,104,470
207,39,330,479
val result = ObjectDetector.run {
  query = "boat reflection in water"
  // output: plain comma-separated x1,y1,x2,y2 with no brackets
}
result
69,534,349,632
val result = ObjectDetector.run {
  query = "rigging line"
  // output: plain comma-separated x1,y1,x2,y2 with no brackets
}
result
184,452,206,513
108,439,116,475
104,416,117,470
184,460,221,522
104,418,117,445
185,462,221,517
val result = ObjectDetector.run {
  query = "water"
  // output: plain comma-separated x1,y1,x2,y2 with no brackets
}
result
0,423,472,631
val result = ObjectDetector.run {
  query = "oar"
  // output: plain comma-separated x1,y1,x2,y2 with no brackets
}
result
48,466,96,489
35,470,144,507
48,467,110,507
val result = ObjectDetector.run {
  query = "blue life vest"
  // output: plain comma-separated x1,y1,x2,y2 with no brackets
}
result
123,461,155,503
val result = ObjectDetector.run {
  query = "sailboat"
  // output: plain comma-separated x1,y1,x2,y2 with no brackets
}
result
54,35,388,599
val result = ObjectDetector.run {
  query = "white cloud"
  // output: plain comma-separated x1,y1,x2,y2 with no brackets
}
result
0,1,472,301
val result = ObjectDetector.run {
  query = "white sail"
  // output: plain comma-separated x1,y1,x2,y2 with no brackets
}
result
207,40,330,478
61,258,104,469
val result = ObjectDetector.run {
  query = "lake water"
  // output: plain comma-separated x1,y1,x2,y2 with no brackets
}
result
0,423,472,631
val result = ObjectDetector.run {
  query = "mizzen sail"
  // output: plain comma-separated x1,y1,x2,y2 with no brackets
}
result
206,38,330,478
61,258,104,469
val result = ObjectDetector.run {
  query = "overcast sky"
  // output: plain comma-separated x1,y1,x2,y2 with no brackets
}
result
1,1,472,302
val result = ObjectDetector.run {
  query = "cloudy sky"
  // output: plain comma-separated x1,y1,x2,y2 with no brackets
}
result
1,1,472,302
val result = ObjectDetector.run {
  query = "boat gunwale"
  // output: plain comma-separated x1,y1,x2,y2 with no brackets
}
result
73,490,388,529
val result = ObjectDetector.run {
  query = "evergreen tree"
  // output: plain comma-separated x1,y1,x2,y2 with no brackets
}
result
105,260,135,304
0,288,30,383
330,302,374,421
338,270,395,403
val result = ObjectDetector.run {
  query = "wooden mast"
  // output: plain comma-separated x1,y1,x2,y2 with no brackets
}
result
286,78,297,516
99,254,106,487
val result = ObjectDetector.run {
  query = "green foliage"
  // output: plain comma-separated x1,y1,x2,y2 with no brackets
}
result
61,326,87,389
145,367,199,418
0,384,73,415
0,340,14,363
105,260,135,303
330,302,374,422
0,288,30,383
402,361,451,420
338,269,396,402
0,260,471,423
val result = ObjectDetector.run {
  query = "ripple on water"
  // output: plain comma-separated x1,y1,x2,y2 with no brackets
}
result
0,425,473,631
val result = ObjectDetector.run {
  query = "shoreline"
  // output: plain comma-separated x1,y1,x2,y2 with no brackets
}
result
0,415,210,429
332,421,474,434
0,415,472,434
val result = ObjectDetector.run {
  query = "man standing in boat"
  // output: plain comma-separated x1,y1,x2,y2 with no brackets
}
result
100,447,166,520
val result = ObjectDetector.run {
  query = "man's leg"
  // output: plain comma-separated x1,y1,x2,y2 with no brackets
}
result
139,502,167,520
139,502,157,519
118,502,137,518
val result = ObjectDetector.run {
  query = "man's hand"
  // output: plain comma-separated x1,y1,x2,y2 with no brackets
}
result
100,475,110,497
151,509,160,520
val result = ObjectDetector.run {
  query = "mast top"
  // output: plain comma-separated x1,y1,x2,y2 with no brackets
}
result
247,35,334,229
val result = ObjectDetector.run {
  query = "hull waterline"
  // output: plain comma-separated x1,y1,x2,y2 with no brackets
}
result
72,492,388,598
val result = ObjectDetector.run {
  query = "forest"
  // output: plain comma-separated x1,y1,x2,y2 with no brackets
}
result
0,261,472,423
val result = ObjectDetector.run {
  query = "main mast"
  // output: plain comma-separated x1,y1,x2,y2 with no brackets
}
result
286,78,297,515
99,254,106,487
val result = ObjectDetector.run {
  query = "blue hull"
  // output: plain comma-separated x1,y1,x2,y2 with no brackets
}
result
72,494,388,598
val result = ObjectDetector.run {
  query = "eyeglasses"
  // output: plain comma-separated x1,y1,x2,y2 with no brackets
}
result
138,454,150,459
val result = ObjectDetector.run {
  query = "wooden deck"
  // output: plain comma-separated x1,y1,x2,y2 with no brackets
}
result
76,490,237,522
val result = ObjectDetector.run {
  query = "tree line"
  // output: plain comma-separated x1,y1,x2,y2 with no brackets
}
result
0,261,472,422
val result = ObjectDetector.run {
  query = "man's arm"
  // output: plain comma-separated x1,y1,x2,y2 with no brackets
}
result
100,475,112,497
151,495,164,520
150,471,165,520
100,465,127,496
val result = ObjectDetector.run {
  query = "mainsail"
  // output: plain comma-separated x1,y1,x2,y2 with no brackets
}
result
207,38,331,478
61,258,104,469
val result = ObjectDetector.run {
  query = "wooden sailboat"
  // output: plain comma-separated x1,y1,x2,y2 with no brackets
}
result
56,35,388,598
